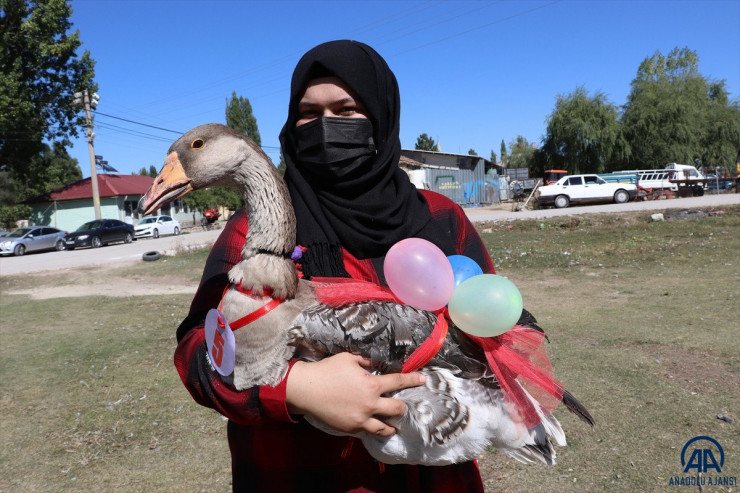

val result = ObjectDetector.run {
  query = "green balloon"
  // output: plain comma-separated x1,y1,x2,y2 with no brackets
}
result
448,274,523,337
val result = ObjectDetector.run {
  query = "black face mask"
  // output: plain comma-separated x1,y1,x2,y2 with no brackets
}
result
293,117,376,180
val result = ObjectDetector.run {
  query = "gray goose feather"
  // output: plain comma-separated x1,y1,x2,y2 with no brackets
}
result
139,123,593,466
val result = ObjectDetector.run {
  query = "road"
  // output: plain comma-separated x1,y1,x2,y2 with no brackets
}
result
464,191,740,222
0,227,224,276
1,193,737,276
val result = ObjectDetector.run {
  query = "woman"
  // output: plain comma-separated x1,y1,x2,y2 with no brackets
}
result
175,40,493,492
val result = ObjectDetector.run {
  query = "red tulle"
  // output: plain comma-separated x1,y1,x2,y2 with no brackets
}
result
312,278,564,428
466,327,564,428
312,277,400,305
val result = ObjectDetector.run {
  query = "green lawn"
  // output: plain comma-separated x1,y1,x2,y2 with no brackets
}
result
1,205,737,492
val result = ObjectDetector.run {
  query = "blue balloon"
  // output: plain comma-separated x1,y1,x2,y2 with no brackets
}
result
447,255,484,288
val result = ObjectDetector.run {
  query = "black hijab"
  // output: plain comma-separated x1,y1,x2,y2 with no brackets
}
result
279,40,454,282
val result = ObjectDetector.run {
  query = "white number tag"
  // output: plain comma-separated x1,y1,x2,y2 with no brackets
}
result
204,308,236,376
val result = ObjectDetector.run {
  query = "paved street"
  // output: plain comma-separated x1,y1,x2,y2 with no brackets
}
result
0,227,224,276
463,191,740,222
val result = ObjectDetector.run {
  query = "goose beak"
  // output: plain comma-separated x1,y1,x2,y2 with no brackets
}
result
138,152,194,215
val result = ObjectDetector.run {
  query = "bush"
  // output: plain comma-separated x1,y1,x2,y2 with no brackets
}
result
0,204,31,230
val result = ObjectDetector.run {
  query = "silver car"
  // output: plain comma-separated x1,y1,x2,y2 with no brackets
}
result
0,226,67,256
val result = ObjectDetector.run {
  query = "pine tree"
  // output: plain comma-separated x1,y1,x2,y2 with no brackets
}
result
415,133,438,151
225,91,261,145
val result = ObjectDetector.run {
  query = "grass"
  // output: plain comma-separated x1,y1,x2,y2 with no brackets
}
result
475,206,740,492
0,205,738,492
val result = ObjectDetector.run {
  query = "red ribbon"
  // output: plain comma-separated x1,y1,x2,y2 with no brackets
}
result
218,283,285,331
401,309,449,373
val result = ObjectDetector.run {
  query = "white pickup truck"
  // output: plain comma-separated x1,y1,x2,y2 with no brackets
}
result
535,174,639,208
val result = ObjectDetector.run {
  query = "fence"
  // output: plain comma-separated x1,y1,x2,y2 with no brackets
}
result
418,165,501,205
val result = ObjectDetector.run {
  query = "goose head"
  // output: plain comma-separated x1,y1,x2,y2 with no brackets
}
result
138,123,298,298
138,123,277,215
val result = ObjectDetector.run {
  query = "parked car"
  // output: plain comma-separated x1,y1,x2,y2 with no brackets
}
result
536,174,638,208
0,226,67,256
64,219,135,249
134,215,181,239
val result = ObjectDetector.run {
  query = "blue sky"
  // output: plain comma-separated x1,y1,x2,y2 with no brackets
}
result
66,0,740,177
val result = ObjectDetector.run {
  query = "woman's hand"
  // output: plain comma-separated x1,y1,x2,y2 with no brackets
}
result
286,352,425,437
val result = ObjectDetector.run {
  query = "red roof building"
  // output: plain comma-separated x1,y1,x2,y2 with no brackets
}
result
26,174,160,231
30,174,154,202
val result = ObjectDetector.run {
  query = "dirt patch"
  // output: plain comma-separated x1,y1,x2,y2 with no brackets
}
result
633,342,740,396
7,272,198,299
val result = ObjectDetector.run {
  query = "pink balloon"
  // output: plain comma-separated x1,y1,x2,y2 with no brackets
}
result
384,238,455,311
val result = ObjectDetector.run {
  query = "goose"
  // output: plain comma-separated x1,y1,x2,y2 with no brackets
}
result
139,123,593,466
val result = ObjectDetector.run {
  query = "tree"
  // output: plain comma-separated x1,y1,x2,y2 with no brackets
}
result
489,150,498,164
0,204,31,230
136,166,158,177
277,151,287,176
506,136,537,170
181,187,242,213
541,87,621,174
467,149,478,156
0,170,14,207
415,133,438,151
0,0,96,198
181,181,242,214
621,47,740,168
499,140,508,166
0,142,81,230
23,142,82,199
698,82,740,171
225,91,261,145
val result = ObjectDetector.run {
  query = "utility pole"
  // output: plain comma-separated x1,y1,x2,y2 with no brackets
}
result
75,90,101,219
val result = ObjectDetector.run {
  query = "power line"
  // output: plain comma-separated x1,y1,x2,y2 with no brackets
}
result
388,0,562,58
95,121,175,143
92,110,282,150
92,110,184,135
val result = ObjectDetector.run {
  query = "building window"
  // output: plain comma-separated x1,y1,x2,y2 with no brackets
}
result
124,200,140,220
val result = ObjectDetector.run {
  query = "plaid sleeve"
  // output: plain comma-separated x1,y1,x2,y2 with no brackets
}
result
173,209,296,424
420,190,496,274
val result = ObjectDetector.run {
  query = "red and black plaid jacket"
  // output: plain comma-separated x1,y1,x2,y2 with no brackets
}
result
174,190,494,492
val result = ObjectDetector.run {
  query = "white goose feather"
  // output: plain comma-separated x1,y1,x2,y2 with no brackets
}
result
139,123,593,466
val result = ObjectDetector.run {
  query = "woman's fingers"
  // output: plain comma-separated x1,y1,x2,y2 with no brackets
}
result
285,353,426,435
376,370,426,395
365,417,397,437
374,395,408,419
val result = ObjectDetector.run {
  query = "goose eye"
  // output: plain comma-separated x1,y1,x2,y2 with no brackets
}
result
191,139,205,149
